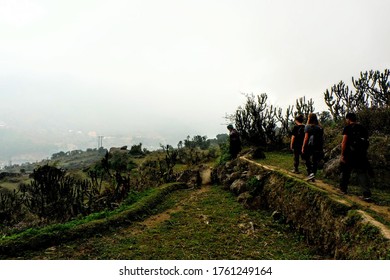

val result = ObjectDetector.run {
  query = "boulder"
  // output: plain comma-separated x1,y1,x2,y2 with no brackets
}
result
230,179,247,195
237,192,263,209
224,171,242,186
323,156,340,181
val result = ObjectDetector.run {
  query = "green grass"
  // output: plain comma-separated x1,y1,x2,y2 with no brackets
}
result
0,183,187,258
0,175,31,191
4,150,389,260
1,188,153,241
20,185,321,260
257,151,326,179
259,151,294,171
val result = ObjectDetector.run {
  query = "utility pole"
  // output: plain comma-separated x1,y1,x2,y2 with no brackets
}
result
98,136,104,149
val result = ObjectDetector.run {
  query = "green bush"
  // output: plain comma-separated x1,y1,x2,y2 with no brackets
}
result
216,142,231,166
358,107,390,136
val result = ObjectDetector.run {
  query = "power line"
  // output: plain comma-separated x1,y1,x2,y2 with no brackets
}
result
97,136,104,149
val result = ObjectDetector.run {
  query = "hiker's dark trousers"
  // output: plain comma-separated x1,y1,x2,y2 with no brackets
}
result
303,150,321,175
339,161,371,197
293,149,301,170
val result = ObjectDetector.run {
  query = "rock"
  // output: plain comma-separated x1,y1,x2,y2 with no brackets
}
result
240,171,249,179
230,179,247,195
237,192,252,204
225,171,242,185
323,157,340,181
237,192,263,209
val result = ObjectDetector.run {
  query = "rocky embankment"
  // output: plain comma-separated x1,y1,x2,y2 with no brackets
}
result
212,156,390,259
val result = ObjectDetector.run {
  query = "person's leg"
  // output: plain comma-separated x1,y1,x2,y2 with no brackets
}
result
303,151,315,181
230,146,238,159
304,152,312,175
293,149,300,172
354,156,372,198
312,152,320,175
339,162,351,194
357,168,372,198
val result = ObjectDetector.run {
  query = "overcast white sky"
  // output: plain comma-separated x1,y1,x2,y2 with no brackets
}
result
1,0,389,148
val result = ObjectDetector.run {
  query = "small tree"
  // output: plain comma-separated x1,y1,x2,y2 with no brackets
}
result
159,145,178,183
184,135,210,150
100,150,136,204
233,93,287,149
233,93,268,146
129,143,144,156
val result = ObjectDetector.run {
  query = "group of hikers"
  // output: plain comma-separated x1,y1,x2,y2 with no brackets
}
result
227,112,372,202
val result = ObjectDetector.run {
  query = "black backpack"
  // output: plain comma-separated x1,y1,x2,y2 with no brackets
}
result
349,124,369,154
308,126,324,151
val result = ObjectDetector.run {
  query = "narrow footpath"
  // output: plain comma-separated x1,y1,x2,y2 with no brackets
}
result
241,156,390,239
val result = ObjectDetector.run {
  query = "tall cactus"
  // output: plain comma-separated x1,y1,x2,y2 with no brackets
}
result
276,105,294,137
295,96,315,119
353,69,390,108
233,93,288,148
324,80,370,121
324,69,389,121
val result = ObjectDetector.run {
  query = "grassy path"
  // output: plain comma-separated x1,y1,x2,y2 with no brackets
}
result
20,185,322,260
250,154,390,229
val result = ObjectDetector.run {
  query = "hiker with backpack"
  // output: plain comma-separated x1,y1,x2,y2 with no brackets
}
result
301,113,324,181
339,113,372,201
290,114,305,174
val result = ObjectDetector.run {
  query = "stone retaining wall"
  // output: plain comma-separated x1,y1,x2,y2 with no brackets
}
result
213,158,390,259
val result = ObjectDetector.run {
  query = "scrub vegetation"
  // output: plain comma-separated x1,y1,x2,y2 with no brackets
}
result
0,69,389,259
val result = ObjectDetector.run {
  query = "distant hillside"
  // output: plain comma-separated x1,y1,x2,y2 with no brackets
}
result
0,125,190,167
2,148,108,173
0,127,58,166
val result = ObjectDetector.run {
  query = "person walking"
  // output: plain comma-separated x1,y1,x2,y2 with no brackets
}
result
339,112,372,201
290,114,305,173
301,113,324,181
227,124,241,159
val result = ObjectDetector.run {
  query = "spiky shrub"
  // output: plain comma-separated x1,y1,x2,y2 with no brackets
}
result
233,93,290,149
19,165,95,222
94,150,137,208
159,145,178,183
0,188,24,225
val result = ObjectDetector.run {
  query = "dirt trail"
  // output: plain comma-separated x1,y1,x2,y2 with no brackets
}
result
135,168,213,233
241,157,390,239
